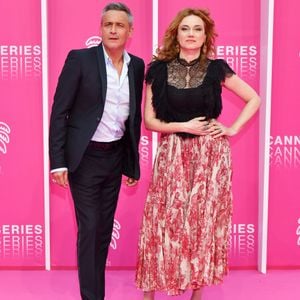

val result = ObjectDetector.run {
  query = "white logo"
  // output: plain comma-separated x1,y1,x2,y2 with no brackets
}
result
0,121,10,154
230,223,255,257
0,45,41,79
270,135,300,168
85,36,102,48
0,224,43,258
140,135,150,167
110,219,121,250
216,45,258,79
296,218,300,246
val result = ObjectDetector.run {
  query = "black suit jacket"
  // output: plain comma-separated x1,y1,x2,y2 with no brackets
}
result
49,44,145,179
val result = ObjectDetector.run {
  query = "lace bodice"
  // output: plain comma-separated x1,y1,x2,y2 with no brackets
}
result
167,57,210,89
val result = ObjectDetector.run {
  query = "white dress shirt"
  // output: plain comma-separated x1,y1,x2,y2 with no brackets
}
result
91,45,131,142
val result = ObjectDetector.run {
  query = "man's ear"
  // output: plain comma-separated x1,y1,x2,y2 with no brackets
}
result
128,26,134,38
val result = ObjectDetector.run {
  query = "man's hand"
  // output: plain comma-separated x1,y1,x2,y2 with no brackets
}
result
125,177,138,187
51,170,69,188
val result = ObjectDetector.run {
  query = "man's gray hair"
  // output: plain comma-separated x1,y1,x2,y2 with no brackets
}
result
102,2,133,26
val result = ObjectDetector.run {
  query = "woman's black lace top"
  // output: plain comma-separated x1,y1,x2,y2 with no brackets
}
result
145,58,235,123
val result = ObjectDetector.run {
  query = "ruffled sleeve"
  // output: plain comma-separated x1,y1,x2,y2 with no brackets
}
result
214,59,235,82
145,60,171,122
145,60,167,84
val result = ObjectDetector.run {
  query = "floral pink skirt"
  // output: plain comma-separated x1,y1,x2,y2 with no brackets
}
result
135,133,233,295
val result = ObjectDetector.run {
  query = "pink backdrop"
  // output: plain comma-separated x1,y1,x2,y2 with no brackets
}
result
0,1,44,267
47,0,260,269
1,0,299,270
268,0,300,267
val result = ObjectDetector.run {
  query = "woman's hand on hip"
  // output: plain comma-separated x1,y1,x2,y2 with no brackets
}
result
207,119,238,138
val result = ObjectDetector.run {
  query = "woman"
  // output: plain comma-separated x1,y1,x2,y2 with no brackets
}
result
135,8,260,300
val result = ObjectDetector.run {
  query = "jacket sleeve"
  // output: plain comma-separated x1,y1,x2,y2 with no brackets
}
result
122,57,145,180
49,50,81,170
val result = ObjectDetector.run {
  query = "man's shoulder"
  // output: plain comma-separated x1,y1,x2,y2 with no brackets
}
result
69,46,98,55
64,47,99,65
128,53,144,65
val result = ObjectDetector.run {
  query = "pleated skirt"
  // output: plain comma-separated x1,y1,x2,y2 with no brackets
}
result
136,133,233,295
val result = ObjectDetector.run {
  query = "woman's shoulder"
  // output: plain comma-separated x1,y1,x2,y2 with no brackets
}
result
207,58,235,81
145,60,168,83
208,58,230,67
147,59,167,71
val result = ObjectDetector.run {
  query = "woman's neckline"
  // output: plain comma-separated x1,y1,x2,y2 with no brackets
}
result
177,55,200,66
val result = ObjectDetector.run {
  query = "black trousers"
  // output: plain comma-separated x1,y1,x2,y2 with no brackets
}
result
69,141,123,300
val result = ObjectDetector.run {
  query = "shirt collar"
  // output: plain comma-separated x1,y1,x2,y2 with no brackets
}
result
102,44,131,66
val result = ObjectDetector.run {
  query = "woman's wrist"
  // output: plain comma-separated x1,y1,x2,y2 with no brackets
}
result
228,126,239,136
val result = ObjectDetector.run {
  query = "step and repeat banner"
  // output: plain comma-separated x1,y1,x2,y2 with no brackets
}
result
0,1,44,267
268,0,300,268
0,0,298,269
48,0,259,268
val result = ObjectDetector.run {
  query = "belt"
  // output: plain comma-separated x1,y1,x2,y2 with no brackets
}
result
88,139,123,150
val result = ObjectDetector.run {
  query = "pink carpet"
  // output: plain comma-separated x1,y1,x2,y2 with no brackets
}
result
0,269,299,299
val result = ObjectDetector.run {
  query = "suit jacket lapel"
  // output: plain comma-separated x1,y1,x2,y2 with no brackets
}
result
96,44,107,103
128,61,136,124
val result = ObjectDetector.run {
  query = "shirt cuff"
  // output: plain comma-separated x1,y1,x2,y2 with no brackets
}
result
50,167,68,173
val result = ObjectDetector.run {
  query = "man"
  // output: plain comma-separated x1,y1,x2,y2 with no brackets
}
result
49,2,145,299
